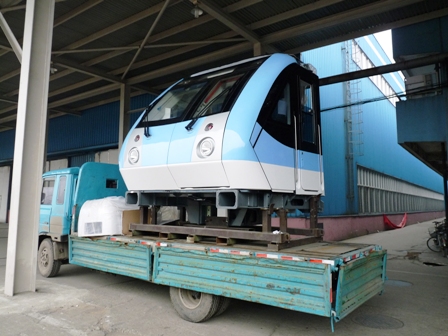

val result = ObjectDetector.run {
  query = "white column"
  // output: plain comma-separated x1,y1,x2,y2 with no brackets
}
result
4,0,55,296
118,84,131,151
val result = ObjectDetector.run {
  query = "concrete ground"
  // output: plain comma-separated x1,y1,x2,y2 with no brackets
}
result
1,219,448,336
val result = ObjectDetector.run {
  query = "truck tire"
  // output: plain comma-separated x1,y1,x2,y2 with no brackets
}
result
169,287,220,323
38,238,61,278
215,296,231,317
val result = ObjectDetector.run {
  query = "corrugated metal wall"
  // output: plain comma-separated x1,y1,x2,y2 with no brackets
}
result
0,93,156,164
48,101,119,154
302,38,443,216
303,43,351,215
0,130,15,164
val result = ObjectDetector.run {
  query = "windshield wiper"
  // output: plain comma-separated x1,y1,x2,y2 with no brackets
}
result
185,86,231,131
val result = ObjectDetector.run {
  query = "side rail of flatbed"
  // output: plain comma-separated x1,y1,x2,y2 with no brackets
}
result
69,235,386,330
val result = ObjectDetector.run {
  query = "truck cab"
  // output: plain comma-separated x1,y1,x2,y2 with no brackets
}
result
38,162,128,277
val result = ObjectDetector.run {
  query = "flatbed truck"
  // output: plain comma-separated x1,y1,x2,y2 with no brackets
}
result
39,162,386,331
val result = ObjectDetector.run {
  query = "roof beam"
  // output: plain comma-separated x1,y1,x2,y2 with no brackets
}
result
0,0,102,59
0,41,252,124
1,0,261,100
262,0,425,44
73,89,154,113
248,0,344,30
0,120,15,129
0,94,16,104
0,11,21,62
198,0,259,44
48,107,81,116
58,0,182,53
127,41,252,85
0,0,355,114
51,57,124,84
122,0,171,79
53,0,103,27
286,6,448,55
50,38,246,55
47,83,120,108
320,53,448,86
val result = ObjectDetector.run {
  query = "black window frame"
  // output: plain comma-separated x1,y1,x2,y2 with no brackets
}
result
256,63,321,154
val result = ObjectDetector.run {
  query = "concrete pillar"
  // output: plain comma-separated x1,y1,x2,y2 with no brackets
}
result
118,84,131,151
4,0,55,296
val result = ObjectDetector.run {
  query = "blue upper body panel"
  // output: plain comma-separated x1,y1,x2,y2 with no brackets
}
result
222,54,296,161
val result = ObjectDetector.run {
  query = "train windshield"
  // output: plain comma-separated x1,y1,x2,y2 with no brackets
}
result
142,82,207,123
138,57,267,127
191,74,243,119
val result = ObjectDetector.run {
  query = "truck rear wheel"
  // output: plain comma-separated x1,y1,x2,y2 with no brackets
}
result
215,296,231,317
38,238,61,278
169,287,220,322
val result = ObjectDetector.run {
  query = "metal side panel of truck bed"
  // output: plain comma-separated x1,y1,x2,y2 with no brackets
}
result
68,235,386,327
151,240,386,323
69,236,153,281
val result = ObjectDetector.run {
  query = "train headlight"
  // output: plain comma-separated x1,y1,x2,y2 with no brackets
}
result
128,147,140,164
197,138,215,158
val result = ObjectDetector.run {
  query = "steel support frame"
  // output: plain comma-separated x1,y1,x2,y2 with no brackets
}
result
4,0,55,296
0,11,22,62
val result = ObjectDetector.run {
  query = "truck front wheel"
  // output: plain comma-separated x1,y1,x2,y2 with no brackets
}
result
169,287,220,322
38,238,61,278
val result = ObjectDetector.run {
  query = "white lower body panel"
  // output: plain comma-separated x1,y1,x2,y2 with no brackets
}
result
120,165,178,190
169,161,229,188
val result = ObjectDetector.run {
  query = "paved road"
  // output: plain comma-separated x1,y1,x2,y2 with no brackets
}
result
0,220,447,335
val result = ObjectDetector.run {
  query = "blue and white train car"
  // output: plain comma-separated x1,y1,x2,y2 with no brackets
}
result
119,54,324,225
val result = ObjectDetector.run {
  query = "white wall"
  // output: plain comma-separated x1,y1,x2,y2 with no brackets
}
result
0,166,11,223
44,158,68,172
95,149,119,164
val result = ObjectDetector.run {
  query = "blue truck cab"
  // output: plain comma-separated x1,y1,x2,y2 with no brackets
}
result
38,162,127,277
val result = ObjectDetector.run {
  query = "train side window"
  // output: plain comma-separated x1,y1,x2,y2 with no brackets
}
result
257,64,296,149
271,84,291,125
300,80,315,144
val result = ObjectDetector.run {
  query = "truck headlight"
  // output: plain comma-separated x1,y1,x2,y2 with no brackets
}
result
128,147,139,164
197,138,215,158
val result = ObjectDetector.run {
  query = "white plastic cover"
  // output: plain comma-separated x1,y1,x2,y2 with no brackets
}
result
78,196,139,237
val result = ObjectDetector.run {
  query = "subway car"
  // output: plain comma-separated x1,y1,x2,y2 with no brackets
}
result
119,53,323,225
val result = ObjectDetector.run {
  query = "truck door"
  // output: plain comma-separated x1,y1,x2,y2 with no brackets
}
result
48,175,73,236
40,177,55,234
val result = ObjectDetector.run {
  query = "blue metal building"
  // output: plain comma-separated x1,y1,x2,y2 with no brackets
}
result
302,36,444,216
0,35,444,219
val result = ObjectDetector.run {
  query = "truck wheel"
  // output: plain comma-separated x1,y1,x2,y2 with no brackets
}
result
169,287,220,322
38,238,61,278
215,296,231,317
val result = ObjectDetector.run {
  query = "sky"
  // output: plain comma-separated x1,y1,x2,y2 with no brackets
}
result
373,30,394,62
